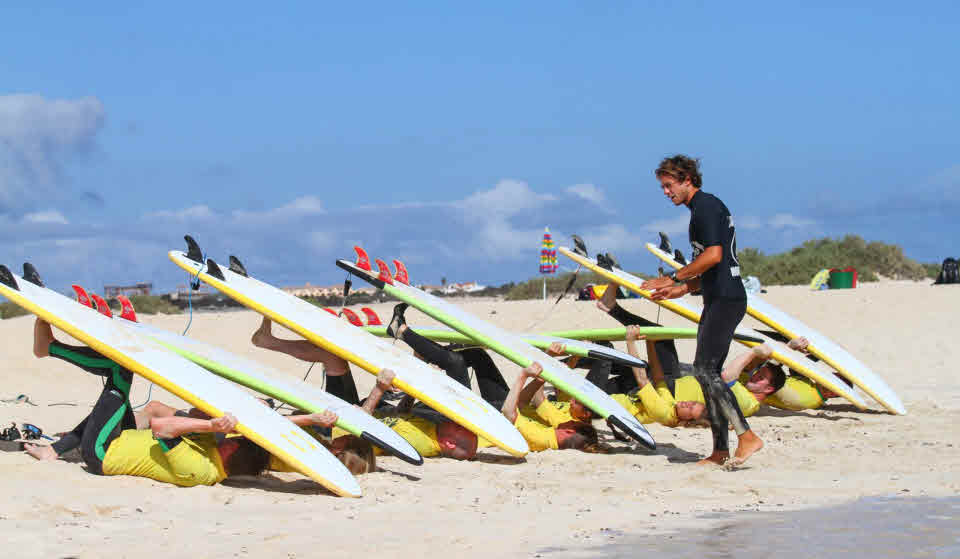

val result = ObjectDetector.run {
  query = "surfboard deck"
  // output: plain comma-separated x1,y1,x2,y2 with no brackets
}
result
0,266,362,497
336,250,656,450
168,250,529,457
557,246,868,410
645,242,904,415
112,315,422,465
364,325,763,344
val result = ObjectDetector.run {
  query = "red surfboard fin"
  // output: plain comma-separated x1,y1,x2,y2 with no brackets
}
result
341,308,363,326
115,295,138,322
322,307,339,316
360,307,382,326
354,246,372,272
89,294,113,318
374,259,394,285
71,285,93,308
392,260,409,285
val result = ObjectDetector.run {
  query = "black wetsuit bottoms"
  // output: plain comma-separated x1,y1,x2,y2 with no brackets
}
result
694,297,749,452
47,342,136,474
401,328,510,408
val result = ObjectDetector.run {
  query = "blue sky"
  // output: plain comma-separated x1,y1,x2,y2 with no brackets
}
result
1,2,957,293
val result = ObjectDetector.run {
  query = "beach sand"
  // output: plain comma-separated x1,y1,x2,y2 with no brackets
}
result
1,280,957,557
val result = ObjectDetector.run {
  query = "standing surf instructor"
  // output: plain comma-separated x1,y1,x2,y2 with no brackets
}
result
639,155,763,467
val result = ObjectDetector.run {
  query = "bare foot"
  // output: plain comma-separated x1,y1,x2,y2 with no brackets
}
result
697,450,729,466
251,317,273,348
24,442,57,461
728,430,763,467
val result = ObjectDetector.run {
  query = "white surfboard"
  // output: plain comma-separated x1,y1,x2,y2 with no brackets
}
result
114,317,422,465
0,266,362,497
645,242,905,415
558,246,868,410
336,251,656,450
168,250,529,457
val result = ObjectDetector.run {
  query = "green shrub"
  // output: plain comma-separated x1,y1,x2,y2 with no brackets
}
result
0,301,29,319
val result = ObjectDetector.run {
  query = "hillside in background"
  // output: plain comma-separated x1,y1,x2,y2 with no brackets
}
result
737,235,939,285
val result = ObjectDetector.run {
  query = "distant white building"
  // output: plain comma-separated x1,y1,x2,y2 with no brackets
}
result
281,282,374,298
441,281,487,295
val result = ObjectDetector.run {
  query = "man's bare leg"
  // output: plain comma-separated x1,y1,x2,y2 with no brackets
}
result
251,317,349,373
24,442,57,461
33,318,55,358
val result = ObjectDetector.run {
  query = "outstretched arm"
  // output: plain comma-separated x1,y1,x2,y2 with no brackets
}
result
721,344,772,383
361,368,397,416
150,412,238,440
287,410,339,429
501,363,544,423
624,326,650,388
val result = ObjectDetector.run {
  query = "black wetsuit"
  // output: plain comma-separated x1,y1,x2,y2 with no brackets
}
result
46,342,143,474
686,190,749,452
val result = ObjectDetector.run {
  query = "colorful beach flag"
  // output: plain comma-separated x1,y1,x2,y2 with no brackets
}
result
540,227,557,274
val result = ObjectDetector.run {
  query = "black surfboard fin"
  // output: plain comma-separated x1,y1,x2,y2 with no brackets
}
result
596,253,612,271
22,263,44,287
0,265,19,290
184,235,203,263
228,255,248,277
206,259,225,281
674,249,688,266
604,252,620,270
571,235,588,257
658,232,673,254
361,432,423,466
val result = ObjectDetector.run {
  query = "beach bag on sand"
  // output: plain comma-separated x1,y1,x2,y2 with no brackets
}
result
934,258,959,285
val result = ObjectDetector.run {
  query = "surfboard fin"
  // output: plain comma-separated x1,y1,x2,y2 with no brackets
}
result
596,253,613,271
361,431,424,466
116,295,138,322
360,307,382,326
0,266,19,291
674,250,688,266
571,235,588,257
90,294,113,318
658,232,673,255
353,247,372,271
206,259,226,281
184,235,203,263
604,252,621,270
71,285,93,308
322,307,339,316
341,308,364,327
22,263,43,287
228,255,248,277
392,260,409,285
374,259,394,285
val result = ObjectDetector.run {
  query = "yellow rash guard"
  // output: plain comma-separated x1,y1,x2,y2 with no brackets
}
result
609,376,761,427
520,400,574,427
765,375,826,411
372,412,443,458
513,414,559,452
102,430,227,487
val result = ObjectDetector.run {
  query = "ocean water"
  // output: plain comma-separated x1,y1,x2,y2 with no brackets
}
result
539,496,960,558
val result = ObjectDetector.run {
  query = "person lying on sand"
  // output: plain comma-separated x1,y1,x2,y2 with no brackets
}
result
747,337,847,411
252,316,480,460
24,318,361,485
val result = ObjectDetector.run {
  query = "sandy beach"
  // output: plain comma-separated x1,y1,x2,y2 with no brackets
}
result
1,280,957,558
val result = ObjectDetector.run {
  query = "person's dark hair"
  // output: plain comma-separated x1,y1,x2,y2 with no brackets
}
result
557,420,606,453
769,365,787,393
223,438,271,477
655,155,702,189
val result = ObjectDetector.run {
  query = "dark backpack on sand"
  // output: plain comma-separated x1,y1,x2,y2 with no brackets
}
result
935,257,959,285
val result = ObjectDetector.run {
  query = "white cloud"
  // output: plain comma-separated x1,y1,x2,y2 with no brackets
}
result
641,215,689,236
231,195,325,222
565,183,606,205
146,205,215,220
0,94,105,211
457,179,556,218
740,213,816,230
23,210,69,225
307,231,335,252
